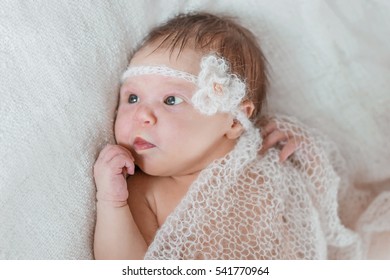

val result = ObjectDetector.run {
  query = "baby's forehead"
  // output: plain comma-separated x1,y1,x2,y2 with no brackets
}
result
130,44,202,76
120,74,197,97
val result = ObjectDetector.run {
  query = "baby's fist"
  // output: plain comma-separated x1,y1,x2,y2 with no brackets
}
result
93,144,135,207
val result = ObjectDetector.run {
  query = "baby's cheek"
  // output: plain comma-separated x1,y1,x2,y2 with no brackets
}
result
114,119,128,142
113,121,121,139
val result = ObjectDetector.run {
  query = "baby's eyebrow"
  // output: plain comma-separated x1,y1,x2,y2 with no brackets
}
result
119,82,137,95
121,65,197,84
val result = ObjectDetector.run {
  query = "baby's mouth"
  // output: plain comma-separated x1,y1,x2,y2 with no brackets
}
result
133,137,156,151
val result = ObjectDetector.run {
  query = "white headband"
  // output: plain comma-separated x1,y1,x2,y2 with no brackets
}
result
121,54,251,129
121,65,197,84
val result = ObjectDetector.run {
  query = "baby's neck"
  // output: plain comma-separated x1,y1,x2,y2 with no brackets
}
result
169,171,201,190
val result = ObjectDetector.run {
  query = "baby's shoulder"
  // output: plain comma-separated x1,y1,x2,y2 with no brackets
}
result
127,170,189,227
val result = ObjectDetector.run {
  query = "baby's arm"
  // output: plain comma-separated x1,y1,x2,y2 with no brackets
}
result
93,144,147,259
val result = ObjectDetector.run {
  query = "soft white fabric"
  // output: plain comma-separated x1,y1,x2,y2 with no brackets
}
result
192,55,247,118
0,0,152,259
1,0,389,259
122,65,198,84
145,116,364,259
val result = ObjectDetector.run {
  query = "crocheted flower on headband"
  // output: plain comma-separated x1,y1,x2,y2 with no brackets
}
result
121,54,247,118
191,55,246,116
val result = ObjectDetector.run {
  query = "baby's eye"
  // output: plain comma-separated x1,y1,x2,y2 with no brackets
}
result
164,96,184,106
128,94,139,104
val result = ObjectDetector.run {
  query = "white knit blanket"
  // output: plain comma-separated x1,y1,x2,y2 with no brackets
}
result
145,117,389,259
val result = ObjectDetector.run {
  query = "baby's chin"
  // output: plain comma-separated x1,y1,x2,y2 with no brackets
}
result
136,160,198,178
134,161,172,177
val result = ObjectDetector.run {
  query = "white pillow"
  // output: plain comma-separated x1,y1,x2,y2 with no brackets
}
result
0,0,151,259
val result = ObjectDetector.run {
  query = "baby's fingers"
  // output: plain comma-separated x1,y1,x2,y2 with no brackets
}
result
95,145,135,175
109,154,135,176
123,157,135,176
260,130,289,155
260,121,277,138
97,144,127,163
279,140,299,162
115,146,135,176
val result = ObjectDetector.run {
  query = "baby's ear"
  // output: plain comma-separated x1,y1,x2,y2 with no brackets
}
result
226,119,244,139
240,100,255,118
226,100,255,139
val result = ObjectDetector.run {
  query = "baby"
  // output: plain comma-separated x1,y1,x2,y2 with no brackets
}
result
93,12,359,260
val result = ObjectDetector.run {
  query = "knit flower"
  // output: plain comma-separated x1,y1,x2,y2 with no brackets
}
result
191,54,246,116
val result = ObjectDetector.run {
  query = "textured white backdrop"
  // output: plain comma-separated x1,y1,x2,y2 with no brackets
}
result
0,0,389,259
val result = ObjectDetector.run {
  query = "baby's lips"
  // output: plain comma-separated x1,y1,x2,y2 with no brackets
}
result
133,136,156,151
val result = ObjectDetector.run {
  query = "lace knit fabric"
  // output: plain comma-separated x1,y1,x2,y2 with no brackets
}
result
121,65,197,84
145,116,389,259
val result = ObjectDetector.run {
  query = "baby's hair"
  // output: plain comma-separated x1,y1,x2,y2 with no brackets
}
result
137,12,268,120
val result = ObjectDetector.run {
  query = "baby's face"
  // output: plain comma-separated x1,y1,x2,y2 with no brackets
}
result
115,43,237,177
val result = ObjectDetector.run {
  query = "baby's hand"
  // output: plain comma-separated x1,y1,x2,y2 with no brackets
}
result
93,144,135,207
259,120,301,162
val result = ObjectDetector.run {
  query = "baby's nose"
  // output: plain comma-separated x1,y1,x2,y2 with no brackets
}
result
133,105,157,126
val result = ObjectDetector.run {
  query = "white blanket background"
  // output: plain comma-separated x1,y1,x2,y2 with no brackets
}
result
1,0,389,259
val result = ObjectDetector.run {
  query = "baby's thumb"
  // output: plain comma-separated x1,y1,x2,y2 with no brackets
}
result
125,160,135,175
